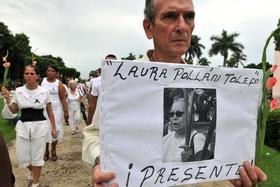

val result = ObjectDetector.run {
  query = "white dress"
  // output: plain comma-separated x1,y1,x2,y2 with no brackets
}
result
67,88,81,132
41,77,64,142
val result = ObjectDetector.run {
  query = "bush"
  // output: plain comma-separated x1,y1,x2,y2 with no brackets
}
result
265,109,280,151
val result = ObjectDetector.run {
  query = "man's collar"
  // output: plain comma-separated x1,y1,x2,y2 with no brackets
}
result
146,49,186,64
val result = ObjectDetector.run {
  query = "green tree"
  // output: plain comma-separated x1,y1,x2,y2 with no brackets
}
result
185,35,205,64
35,55,80,80
121,52,136,60
197,57,211,66
61,67,77,79
227,52,247,68
0,22,80,84
0,22,14,54
13,33,32,79
244,62,272,70
209,30,244,67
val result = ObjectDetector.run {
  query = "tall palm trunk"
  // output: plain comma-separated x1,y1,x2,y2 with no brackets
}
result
223,52,228,67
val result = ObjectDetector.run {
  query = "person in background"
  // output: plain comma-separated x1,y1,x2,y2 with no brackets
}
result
41,65,69,162
1,65,57,187
67,79,83,135
87,54,117,125
76,79,88,124
82,0,267,186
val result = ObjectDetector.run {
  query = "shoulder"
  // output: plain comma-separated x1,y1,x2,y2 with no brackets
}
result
54,79,60,86
15,85,25,92
57,80,64,88
163,131,174,142
41,77,47,84
15,85,27,94
192,130,206,141
92,77,101,86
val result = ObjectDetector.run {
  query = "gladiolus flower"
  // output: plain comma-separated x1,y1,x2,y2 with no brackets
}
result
270,64,278,73
266,77,277,90
270,98,278,110
2,56,7,62
3,62,10,68
2,50,10,87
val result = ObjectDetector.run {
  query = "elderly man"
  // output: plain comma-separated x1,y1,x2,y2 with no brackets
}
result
82,0,267,186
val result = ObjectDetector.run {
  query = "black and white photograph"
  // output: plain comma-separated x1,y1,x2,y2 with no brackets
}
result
162,88,217,163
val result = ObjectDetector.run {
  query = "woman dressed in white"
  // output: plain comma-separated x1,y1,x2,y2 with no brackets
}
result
41,65,68,161
2,65,57,187
67,80,83,135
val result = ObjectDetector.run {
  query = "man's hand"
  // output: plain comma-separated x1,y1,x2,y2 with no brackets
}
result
230,161,267,187
92,164,119,187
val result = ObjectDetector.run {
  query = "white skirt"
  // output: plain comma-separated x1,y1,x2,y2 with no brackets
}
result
45,103,64,143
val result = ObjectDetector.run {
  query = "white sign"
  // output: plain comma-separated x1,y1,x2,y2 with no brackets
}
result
100,60,263,187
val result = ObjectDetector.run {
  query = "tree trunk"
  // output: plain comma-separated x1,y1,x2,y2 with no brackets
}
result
223,53,228,67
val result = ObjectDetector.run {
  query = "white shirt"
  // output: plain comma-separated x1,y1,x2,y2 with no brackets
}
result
90,76,101,96
163,130,206,163
41,77,61,108
12,85,51,139
12,85,51,110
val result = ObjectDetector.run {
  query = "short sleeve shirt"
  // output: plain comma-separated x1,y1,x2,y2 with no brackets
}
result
90,77,101,97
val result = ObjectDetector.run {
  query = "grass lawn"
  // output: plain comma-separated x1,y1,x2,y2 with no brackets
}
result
259,146,280,186
0,99,16,143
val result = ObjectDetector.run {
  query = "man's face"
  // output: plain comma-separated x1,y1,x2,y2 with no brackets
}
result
145,0,195,59
170,98,186,135
47,67,57,79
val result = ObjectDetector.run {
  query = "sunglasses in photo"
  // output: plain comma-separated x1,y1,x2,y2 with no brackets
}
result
169,111,185,117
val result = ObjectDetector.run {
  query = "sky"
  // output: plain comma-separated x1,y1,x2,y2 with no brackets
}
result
0,0,279,78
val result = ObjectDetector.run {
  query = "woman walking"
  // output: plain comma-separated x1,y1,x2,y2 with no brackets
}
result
41,65,68,161
1,65,57,187
67,79,83,135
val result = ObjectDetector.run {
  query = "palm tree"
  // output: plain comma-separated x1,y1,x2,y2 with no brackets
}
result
197,57,211,66
209,30,244,67
227,52,247,68
185,35,205,64
121,52,136,60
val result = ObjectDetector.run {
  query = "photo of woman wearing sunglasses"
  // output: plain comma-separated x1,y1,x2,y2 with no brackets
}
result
162,88,216,163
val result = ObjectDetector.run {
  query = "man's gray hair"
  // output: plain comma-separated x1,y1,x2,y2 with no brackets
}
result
144,0,155,24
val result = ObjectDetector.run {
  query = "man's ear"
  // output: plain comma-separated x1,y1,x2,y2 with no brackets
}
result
143,19,153,39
